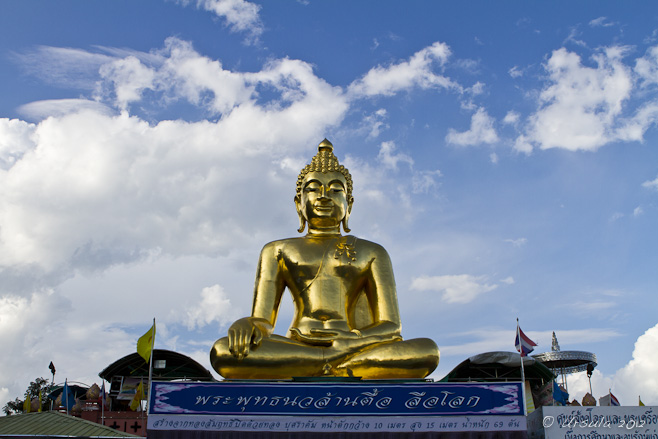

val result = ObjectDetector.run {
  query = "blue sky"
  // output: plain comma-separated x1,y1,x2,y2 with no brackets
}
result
1,1,658,408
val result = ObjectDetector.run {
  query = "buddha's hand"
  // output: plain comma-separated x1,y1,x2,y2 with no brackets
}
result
331,331,402,351
290,327,402,350
227,317,272,360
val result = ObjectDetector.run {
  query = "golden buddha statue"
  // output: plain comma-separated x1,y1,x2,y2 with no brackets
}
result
210,139,439,379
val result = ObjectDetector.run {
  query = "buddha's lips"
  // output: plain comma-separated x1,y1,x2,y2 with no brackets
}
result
314,204,333,211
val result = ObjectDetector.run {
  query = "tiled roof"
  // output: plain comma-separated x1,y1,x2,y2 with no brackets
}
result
0,411,141,437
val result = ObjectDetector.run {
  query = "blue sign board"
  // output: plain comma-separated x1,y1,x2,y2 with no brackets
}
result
149,381,523,417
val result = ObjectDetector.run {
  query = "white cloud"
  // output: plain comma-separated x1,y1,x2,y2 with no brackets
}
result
410,274,498,304
509,66,524,78
18,99,114,121
12,46,114,90
2,37,466,297
553,324,658,406
98,56,157,111
589,17,615,28
446,107,499,146
643,175,658,191
0,118,36,170
348,42,458,97
377,141,413,170
412,170,442,194
182,285,236,330
361,109,389,139
613,323,658,405
500,276,515,285
514,46,658,152
0,290,136,402
633,206,643,217
191,0,263,43
503,111,520,125
0,42,353,289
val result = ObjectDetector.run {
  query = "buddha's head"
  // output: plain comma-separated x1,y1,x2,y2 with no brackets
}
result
295,139,354,234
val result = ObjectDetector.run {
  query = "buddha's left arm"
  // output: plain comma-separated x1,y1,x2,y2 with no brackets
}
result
361,245,402,339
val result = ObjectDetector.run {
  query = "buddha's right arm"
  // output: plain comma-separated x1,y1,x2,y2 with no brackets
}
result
228,242,285,359
251,241,286,325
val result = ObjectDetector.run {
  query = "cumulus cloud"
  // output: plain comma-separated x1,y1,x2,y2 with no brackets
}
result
348,42,459,97
567,323,658,405
514,46,658,153
0,119,36,169
182,285,236,330
410,274,498,304
0,290,137,402
613,323,658,405
186,0,263,43
446,107,499,146
1,38,460,299
98,56,157,111
0,39,354,293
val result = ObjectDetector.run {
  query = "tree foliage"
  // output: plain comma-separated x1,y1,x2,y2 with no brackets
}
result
2,377,53,415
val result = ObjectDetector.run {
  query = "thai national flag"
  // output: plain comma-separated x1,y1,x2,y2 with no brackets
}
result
515,324,537,357
610,392,620,406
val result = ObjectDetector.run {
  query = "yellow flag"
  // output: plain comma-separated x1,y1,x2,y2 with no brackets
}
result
136,322,156,363
639,396,645,406
38,390,42,412
23,397,31,413
129,381,144,411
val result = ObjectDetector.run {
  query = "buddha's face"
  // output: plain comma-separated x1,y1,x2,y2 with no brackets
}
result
298,171,351,232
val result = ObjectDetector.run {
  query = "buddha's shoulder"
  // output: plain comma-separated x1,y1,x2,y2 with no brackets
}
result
259,235,389,254
263,235,386,252
259,237,306,253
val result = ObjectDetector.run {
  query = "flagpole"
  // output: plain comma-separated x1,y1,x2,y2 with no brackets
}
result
140,377,145,425
517,318,527,416
65,379,69,416
101,381,105,426
146,317,155,414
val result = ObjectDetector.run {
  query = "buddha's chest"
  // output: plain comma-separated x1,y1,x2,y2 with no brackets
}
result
280,241,365,286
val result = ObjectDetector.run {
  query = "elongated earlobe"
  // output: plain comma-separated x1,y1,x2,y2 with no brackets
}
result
342,198,353,233
295,196,306,233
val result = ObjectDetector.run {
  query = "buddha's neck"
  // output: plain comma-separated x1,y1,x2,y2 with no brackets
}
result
306,227,342,237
